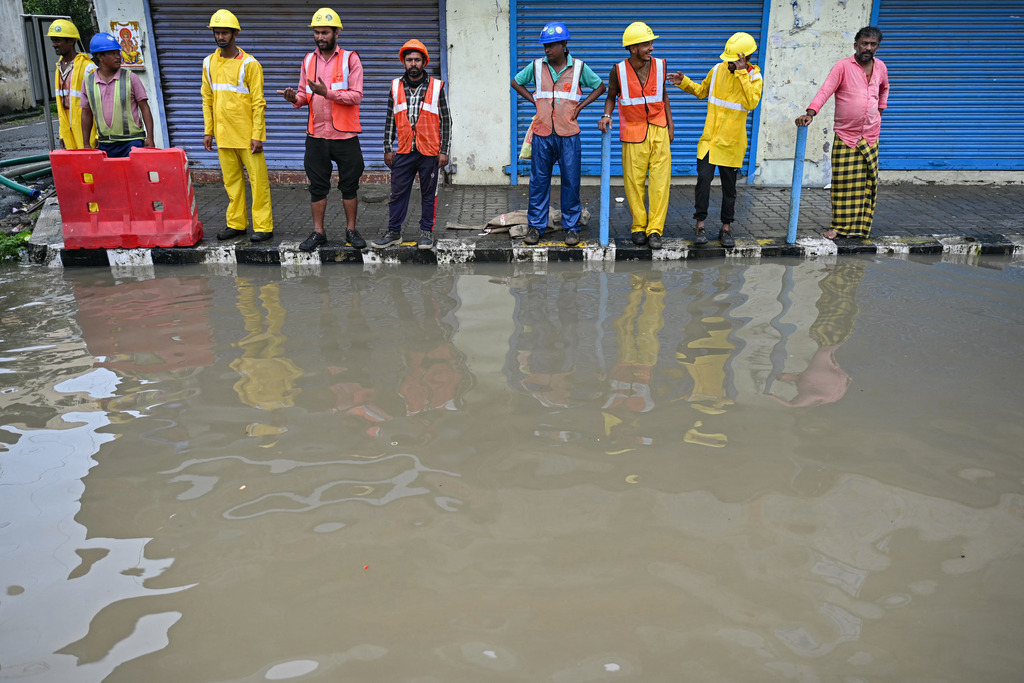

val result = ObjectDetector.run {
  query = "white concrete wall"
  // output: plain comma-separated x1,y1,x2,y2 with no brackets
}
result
445,0,511,185
0,0,33,114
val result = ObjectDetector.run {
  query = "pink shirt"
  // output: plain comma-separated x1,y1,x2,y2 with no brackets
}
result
80,69,148,129
293,46,362,140
808,55,889,148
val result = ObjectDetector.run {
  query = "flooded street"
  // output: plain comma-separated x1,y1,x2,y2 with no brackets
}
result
2,257,1023,682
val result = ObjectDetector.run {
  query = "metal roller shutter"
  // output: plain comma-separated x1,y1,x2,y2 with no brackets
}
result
513,0,766,177
873,0,1024,170
150,0,441,171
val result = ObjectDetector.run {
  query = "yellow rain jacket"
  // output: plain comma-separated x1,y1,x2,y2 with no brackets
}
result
677,62,762,168
201,48,267,149
54,53,97,149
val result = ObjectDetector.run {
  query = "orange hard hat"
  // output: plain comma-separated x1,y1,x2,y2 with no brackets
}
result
399,39,429,65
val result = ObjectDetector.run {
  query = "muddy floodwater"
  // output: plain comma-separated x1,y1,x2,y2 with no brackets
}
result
2,257,1023,682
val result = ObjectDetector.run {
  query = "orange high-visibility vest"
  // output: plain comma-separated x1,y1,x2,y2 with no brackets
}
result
616,57,666,143
532,57,584,137
304,49,361,134
392,76,443,156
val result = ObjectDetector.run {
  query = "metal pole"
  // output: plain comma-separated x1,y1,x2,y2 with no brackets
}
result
600,128,610,247
787,125,808,244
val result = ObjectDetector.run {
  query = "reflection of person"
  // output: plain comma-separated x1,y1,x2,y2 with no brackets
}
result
278,7,366,253
598,22,673,250
231,281,303,410
80,33,155,157
48,19,96,150
372,40,451,251
795,27,888,240
202,10,274,243
667,32,762,248
770,262,864,407
511,21,606,247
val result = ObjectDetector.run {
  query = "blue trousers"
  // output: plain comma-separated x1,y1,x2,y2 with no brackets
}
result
388,151,439,232
98,139,144,158
529,133,582,234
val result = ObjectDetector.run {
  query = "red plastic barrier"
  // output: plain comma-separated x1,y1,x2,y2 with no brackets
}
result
51,147,204,249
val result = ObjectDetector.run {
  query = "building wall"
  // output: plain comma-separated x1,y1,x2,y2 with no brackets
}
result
0,0,33,114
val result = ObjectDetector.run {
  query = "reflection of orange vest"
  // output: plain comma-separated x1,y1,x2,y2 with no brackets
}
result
616,57,666,143
533,57,584,137
304,49,361,134
392,76,442,156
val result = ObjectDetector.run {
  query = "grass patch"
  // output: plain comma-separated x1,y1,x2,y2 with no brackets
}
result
0,231,31,262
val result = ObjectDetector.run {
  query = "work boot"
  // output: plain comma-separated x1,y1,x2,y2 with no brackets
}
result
693,226,708,246
298,231,327,252
417,230,435,250
564,230,580,246
346,229,367,249
217,227,246,240
524,227,541,245
718,228,735,248
630,231,648,246
250,231,274,243
371,230,402,249
648,232,663,249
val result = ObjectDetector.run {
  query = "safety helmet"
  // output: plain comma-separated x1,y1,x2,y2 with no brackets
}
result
399,39,429,65
309,7,343,28
539,21,570,44
622,21,658,48
208,9,241,32
720,32,757,61
47,19,80,41
89,32,121,55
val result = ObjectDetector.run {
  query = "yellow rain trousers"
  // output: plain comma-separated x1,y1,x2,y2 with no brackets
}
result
622,124,671,236
677,63,763,168
202,48,273,233
55,53,97,149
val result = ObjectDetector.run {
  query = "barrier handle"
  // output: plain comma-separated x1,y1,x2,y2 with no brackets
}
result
600,128,611,247
787,125,808,244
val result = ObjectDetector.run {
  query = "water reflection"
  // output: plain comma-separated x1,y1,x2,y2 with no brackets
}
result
231,280,303,410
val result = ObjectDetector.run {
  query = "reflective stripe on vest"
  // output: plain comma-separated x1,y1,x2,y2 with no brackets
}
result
533,57,583,102
304,49,350,93
205,53,256,94
617,58,664,105
304,49,361,134
533,58,584,137
707,63,746,112
392,76,442,156
86,69,145,142
616,58,667,142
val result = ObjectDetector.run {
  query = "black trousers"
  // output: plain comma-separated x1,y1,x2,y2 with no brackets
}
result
694,153,738,225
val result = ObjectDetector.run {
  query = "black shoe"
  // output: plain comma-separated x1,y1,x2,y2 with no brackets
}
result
524,227,541,245
417,231,435,250
648,233,663,249
631,231,648,246
718,228,735,248
564,230,580,246
298,231,327,252
217,227,246,240
346,230,366,249
694,227,708,246
371,230,402,249
250,231,274,243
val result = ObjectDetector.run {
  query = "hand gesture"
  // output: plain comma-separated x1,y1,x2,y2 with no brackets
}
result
277,87,298,103
666,71,684,86
307,78,328,97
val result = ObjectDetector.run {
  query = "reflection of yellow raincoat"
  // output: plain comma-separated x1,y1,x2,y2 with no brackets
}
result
231,281,302,410
676,63,762,168
54,53,97,149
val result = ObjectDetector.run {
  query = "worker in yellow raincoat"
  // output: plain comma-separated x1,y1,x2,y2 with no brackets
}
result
668,32,762,248
49,19,96,149
202,9,274,242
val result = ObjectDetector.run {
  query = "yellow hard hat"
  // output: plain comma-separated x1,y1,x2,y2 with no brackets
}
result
622,21,658,48
47,19,80,41
208,9,241,31
309,7,343,28
720,32,757,61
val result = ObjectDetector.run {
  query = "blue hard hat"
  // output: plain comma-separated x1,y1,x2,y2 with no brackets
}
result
89,32,121,54
539,21,570,44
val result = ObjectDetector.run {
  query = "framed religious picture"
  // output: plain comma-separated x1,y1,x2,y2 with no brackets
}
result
110,20,144,68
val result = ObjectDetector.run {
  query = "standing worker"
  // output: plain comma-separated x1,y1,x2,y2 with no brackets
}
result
278,7,366,253
49,19,96,150
510,21,606,247
80,32,155,158
371,39,451,251
668,32,763,248
795,27,889,240
202,9,274,243
598,22,673,250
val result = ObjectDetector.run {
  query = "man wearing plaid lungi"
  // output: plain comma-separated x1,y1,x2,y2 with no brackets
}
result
796,27,889,239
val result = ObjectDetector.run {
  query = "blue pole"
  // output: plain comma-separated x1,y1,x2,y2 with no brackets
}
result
787,125,808,244
600,129,611,247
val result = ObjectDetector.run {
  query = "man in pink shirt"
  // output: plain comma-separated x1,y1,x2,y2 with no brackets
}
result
796,27,888,239
279,7,366,252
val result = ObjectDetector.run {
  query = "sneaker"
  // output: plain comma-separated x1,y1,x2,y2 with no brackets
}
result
718,228,735,248
524,227,541,245
630,231,648,246
648,233,663,249
346,229,367,249
417,231,435,250
564,230,580,246
250,231,274,243
693,226,708,246
217,227,246,240
298,231,327,252
371,230,402,249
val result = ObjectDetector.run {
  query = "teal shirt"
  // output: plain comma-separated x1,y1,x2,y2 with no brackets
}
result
514,55,603,90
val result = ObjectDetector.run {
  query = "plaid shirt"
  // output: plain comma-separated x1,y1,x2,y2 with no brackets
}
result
383,73,451,155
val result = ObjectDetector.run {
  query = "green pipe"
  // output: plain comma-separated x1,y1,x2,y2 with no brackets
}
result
21,167,52,181
0,172,42,199
0,154,50,168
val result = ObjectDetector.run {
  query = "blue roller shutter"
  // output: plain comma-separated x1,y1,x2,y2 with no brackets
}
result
149,0,441,171
873,0,1024,170
513,0,766,177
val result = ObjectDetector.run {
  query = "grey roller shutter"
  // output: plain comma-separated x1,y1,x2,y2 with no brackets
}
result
150,0,441,171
